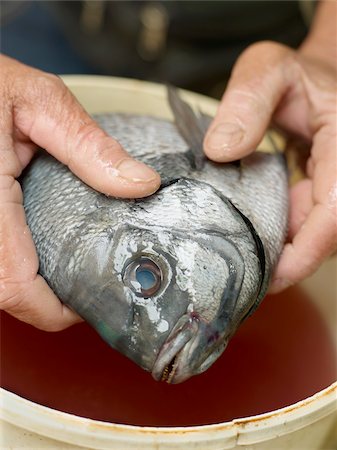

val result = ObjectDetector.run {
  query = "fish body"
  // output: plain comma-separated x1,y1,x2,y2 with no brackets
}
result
22,89,288,383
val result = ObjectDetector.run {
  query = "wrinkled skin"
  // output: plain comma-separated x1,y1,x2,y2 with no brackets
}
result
0,54,160,331
204,38,337,291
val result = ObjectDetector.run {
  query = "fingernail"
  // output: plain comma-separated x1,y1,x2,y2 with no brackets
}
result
269,278,292,294
206,123,244,152
116,158,158,183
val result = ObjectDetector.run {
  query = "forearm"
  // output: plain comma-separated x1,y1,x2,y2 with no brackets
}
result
300,0,336,67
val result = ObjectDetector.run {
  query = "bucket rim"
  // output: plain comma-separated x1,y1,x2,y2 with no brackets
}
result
1,76,336,448
1,381,336,446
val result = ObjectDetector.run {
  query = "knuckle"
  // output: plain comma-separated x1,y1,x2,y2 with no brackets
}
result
0,279,65,332
0,143,22,178
0,279,26,311
226,42,295,118
76,122,108,147
233,40,293,83
69,122,107,163
21,73,71,114
35,73,67,98
224,85,273,120
68,121,121,167
241,41,287,59
0,176,23,203
37,75,72,115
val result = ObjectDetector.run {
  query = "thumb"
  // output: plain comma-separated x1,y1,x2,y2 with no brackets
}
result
11,59,160,198
204,42,292,162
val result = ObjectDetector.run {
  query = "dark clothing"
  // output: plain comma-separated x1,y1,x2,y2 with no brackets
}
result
0,1,309,96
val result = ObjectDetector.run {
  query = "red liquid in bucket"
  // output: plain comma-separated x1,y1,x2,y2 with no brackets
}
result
1,287,336,427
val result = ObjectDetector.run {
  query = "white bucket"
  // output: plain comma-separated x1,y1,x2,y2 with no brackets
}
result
1,77,336,450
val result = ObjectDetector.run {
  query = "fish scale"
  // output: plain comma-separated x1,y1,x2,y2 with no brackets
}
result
21,88,288,383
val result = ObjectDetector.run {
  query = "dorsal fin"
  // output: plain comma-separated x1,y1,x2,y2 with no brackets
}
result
167,86,207,171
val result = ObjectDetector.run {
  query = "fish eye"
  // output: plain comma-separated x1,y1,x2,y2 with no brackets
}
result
123,257,162,297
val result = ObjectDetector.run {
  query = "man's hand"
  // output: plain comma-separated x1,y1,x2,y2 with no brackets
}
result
204,2,336,292
0,55,160,331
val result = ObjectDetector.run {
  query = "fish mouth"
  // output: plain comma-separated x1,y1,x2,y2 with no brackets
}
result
152,315,199,384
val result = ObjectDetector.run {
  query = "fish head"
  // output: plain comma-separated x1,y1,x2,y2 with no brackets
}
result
148,227,263,384
73,179,266,384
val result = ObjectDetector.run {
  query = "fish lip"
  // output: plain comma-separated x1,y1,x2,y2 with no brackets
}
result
151,315,199,382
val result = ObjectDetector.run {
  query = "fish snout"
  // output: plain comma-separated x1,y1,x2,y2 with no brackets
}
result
152,314,226,384
151,315,199,383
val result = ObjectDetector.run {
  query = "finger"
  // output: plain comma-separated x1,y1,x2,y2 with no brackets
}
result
0,172,82,331
269,203,336,293
288,179,314,240
204,41,292,162
11,61,160,198
12,126,37,169
2,275,83,332
0,194,82,331
270,126,336,292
